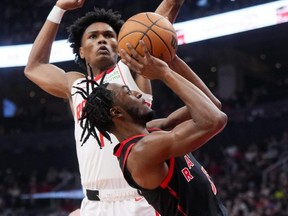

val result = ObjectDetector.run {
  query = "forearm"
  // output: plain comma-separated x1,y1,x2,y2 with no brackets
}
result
155,0,184,23
163,70,227,156
26,6,65,67
147,107,190,130
169,56,222,109
26,0,85,67
24,5,70,99
163,70,220,123
133,73,152,95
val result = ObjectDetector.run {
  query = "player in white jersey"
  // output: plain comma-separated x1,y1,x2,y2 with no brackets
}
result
24,0,184,215
71,61,154,215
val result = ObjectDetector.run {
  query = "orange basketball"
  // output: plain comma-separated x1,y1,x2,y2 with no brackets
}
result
118,12,178,63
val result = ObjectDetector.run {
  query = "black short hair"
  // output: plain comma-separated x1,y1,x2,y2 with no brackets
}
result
67,8,124,70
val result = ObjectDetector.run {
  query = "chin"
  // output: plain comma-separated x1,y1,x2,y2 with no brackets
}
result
128,108,155,125
97,54,116,63
139,110,155,124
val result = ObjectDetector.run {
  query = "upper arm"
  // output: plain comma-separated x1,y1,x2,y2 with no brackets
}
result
133,71,152,95
134,122,217,165
127,125,209,189
24,19,74,99
24,63,84,99
127,110,226,189
24,63,71,99
169,56,222,109
155,0,184,23
130,115,226,172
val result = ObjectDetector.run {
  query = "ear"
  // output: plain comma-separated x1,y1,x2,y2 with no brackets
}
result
110,106,123,118
79,47,85,59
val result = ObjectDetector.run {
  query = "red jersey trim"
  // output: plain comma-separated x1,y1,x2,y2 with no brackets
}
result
122,144,134,171
93,66,115,81
114,134,144,157
147,128,161,132
116,62,127,85
160,157,175,188
177,205,187,216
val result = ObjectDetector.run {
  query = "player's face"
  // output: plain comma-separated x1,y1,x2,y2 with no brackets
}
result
80,22,118,70
108,83,154,124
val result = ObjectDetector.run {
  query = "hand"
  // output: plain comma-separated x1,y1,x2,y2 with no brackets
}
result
119,40,170,80
56,0,85,11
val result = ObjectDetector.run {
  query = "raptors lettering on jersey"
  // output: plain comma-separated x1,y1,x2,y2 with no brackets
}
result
181,154,217,195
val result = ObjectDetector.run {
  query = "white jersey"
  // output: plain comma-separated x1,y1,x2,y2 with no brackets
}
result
71,60,152,191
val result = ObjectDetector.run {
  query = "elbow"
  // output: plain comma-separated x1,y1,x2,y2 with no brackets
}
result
214,98,223,110
211,111,228,133
24,61,37,80
24,54,41,78
199,110,227,135
24,66,30,78
24,66,34,81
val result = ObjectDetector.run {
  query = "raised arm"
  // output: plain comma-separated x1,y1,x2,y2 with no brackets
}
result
24,0,85,99
120,40,227,161
147,55,222,129
155,0,184,23
146,106,190,130
169,55,222,109
132,0,184,94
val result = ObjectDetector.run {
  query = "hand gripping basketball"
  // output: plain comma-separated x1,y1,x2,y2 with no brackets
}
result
118,12,178,63
119,40,170,80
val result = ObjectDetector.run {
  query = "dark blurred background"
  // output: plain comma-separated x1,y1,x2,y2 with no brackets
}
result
0,0,288,215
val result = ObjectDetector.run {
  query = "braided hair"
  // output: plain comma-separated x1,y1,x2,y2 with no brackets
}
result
67,8,124,70
73,65,115,148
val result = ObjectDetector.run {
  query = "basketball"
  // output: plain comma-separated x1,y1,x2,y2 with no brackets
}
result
118,12,178,63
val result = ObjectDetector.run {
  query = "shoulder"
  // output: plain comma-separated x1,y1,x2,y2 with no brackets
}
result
66,71,85,79
117,60,135,76
66,71,85,88
132,130,168,154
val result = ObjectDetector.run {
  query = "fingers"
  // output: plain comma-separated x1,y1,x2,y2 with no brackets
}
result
119,48,143,73
139,40,152,64
119,40,155,75
126,43,141,61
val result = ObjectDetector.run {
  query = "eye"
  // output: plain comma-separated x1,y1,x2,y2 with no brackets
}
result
105,32,115,39
127,89,132,95
123,86,132,95
88,34,97,39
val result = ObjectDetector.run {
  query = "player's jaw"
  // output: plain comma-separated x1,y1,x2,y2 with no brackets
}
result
92,46,118,70
127,106,155,126
123,98,154,125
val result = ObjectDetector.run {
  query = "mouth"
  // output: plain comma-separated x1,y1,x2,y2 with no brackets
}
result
143,99,150,107
97,46,110,55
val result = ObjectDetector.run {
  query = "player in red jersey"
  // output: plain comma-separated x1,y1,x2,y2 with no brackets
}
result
76,41,228,216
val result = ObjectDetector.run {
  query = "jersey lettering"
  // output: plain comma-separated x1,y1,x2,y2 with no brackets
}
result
76,100,86,122
181,167,194,182
184,154,194,169
99,132,105,148
201,166,217,195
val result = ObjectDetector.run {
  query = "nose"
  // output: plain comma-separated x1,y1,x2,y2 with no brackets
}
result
97,35,107,44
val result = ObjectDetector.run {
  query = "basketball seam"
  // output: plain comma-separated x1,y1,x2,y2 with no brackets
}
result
118,12,177,62
125,18,174,59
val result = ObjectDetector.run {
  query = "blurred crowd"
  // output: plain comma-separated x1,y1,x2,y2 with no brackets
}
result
0,126,287,215
1,0,278,45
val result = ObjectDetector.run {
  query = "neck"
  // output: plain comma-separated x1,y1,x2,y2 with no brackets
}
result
87,59,117,77
112,122,148,143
